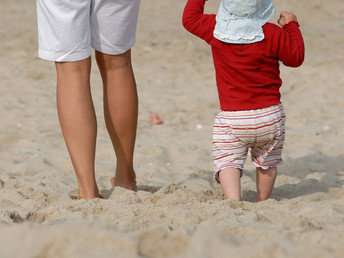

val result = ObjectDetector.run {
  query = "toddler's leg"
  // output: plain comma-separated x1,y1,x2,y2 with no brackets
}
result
55,57,100,200
256,167,277,202
96,50,138,191
219,168,242,201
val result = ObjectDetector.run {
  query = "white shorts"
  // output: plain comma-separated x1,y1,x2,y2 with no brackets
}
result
213,104,286,183
36,0,141,62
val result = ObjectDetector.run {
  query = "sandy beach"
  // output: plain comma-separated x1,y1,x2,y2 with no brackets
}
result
0,0,344,257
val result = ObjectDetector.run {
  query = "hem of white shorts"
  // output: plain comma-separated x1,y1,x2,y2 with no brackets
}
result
38,49,92,62
252,160,283,170
91,38,136,56
213,164,244,184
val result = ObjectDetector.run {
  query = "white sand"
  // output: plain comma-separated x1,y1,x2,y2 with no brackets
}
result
0,0,344,257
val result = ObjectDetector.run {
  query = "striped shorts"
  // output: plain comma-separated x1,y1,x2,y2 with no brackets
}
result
213,104,286,183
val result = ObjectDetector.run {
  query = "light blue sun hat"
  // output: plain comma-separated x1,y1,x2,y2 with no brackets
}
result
214,0,275,44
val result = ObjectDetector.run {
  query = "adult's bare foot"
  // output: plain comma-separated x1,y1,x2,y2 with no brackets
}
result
78,185,102,200
78,193,103,200
111,170,137,191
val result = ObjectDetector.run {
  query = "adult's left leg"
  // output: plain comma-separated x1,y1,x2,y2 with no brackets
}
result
55,57,101,200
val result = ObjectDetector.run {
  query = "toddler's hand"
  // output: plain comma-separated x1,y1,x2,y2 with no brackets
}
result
278,11,297,26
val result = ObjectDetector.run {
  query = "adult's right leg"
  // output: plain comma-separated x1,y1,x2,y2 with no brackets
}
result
95,50,137,191
55,57,100,200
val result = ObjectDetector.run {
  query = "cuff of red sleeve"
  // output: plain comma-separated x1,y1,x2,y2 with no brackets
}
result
283,21,300,29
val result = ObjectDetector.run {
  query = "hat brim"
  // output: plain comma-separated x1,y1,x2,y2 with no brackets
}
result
214,1,275,44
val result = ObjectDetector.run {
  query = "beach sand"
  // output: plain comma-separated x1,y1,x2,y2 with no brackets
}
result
0,0,344,257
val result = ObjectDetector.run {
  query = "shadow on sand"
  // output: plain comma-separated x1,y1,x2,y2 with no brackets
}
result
242,154,344,202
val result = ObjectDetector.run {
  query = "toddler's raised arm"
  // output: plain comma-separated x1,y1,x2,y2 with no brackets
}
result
182,0,216,44
276,12,305,67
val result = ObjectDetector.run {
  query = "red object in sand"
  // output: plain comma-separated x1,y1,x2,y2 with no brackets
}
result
150,114,163,125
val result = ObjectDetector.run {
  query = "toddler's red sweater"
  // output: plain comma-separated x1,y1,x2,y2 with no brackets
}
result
182,0,305,111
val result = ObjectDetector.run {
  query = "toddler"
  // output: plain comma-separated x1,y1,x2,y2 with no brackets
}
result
183,0,305,201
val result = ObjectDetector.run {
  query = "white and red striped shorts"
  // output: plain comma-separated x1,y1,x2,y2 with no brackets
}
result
213,104,286,183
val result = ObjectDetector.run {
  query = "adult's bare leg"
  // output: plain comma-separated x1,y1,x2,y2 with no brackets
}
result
95,50,138,190
55,57,100,200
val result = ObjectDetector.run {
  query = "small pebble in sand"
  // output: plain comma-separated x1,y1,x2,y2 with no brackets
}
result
196,124,203,130
322,125,330,132
150,114,163,125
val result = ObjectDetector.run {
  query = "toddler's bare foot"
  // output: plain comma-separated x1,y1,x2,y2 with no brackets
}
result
111,169,137,191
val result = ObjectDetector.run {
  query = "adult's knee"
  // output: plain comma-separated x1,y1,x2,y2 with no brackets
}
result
55,58,91,76
96,50,132,71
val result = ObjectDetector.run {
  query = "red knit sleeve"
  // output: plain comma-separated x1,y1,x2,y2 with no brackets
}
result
276,21,305,67
182,0,217,45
